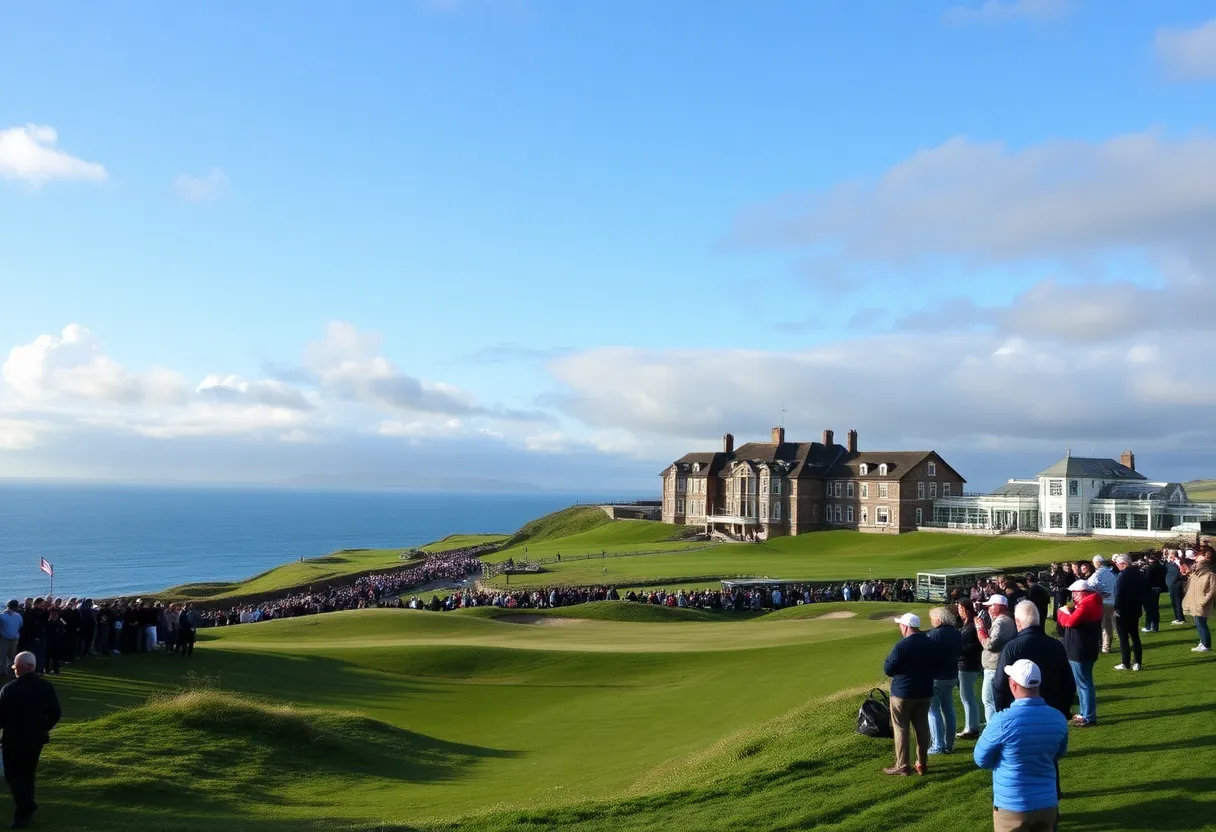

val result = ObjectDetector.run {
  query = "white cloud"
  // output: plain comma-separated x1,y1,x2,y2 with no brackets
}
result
945,0,1069,24
524,431,566,453
1155,19,1216,81
196,374,314,411
173,167,230,203
0,125,108,185
376,418,465,440
734,130,1216,265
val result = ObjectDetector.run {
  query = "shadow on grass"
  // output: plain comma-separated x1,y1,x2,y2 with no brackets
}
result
1064,779,1216,831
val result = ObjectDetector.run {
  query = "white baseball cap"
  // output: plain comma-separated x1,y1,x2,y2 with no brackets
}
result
983,594,1009,607
1067,579,1091,592
893,612,921,629
1005,659,1041,688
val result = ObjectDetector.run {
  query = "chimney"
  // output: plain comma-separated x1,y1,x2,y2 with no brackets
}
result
771,427,785,445
846,429,858,454
723,433,734,454
822,429,834,447
1121,450,1135,472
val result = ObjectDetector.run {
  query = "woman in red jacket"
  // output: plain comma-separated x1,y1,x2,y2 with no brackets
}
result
1056,580,1103,727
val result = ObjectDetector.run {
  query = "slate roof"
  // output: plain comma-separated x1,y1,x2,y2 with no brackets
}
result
827,451,935,481
1097,482,1186,501
665,441,965,483
1036,456,1146,481
991,481,1041,498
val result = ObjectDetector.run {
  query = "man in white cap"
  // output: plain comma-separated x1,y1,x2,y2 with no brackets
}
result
974,659,1069,832
977,594,1016,722
882,613,936,776
1087,555,1117,653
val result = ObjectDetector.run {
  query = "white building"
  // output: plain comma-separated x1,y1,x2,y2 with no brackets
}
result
932,450,1216,538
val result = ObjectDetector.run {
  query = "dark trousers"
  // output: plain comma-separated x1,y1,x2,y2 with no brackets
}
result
1169,585,1185,621
1142,592,1161,631
180,631,195,657
2,742,43,820
1116,614,1142,666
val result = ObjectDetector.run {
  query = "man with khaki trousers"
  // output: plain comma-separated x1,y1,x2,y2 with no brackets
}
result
882,612,937,776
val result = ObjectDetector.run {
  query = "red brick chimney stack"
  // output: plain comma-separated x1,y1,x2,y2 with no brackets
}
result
723,433,734,454
847,429,858,454
822,429,834,447
1121,450,1135,471
771,427,785,445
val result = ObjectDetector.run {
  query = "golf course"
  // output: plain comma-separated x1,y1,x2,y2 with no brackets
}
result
32,511,1216,831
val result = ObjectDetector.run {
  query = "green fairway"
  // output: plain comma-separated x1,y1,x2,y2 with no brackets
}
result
35,597,1216,832
484,529,1136,589
1185,479,1216,502
482,515,705,566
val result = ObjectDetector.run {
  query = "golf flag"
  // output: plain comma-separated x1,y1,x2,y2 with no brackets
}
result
39,557,53,576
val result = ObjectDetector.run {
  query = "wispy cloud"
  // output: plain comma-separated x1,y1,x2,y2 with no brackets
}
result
0,125,107,185
945,0,1069,25
1155,19,1216,81
173,167,230,202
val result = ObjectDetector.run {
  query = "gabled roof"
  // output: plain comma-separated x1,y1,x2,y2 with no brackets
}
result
664,452,729,478
726,440,844,479
1037,456,1146,481
827,451,966,483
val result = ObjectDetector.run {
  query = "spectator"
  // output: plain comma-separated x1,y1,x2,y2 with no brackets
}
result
1141,553,1166,633
978,595,1015,722
1024,573,1050,627
1056,579,1102,728
994,601,1075,718
1166,552,1186,625
955,599,983,740
974,659,1069,832
1087,555,1117,654
882,613,936,777
1182,551,1214,653
0,651,62,829
925,607,961,755
0,603,22,680
1111,553,1146,671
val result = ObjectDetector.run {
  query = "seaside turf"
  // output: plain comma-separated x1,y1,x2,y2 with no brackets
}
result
37,601,1216,832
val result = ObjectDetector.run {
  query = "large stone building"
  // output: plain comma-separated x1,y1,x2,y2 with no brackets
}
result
660,427,965,538
932,450,1216,538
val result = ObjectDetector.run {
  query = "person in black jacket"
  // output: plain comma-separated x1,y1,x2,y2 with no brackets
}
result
995,600,1075,716
1165,554,1186,625
42,611,68,677
1112,553,1147,670
955,599,983,738
882,613,937,776
1141,554,1166,632
0,651,62,829
1025,573,1051,626
925,607,962,755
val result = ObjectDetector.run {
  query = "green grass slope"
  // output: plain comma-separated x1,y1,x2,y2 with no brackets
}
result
484,518,704,566
420,533,508,552
487,529,1137,589
1185,479,1216,502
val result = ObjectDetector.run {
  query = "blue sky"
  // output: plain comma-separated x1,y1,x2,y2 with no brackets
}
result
3,0,1216,491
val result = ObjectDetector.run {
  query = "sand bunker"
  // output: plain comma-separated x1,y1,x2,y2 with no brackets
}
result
495,615,586,626
816,611,857,620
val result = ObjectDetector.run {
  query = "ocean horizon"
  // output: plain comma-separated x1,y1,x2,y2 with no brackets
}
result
0,482,642,599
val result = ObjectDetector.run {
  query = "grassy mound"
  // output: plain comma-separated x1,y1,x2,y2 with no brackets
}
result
1185,479,1216,502
506,506,614,546
420,533,509,552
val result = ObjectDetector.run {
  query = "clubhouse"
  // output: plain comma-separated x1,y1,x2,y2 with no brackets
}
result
660,427,965,539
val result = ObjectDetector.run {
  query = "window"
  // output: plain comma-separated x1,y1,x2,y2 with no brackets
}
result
1069,480,1079,497
927,461,937,477
1068,512,1080,529
1049,480,1063,497
1116,513,1128,529
835,504,842,522
916,508,923,525
1092,513,1112,529
917,482,925,500
879,483,889,498
676,499,685,514
847,505,854,523
834,482,843,498
860,484,869,498
692,463,700,472
773,501,782,520
1049,512,1063,529
846,482,855,498
859,463,869,475
879,464,888,476
877,506,890,525
861,507,868,525
773,479,782,495
930,482,938,499
677,477,687,493
943,483,951,497
761,479,768,494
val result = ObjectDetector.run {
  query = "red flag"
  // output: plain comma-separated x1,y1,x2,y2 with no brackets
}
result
39,558,53,577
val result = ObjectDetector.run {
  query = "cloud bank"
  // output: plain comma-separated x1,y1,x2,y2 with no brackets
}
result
0,125,108,185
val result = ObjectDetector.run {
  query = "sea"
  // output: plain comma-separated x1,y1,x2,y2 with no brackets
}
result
0,482,632,599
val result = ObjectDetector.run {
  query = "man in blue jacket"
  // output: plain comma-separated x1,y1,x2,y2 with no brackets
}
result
882,612,936,776
925,606,962,755
974,659,1068,832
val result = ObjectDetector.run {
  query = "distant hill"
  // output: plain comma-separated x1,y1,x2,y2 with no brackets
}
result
1185,479,1216,502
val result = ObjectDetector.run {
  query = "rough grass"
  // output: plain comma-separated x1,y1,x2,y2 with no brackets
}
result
419,534,508,552
1185,479,1216,502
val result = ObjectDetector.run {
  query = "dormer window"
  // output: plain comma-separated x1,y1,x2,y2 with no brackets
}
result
879,464,888,476
859,464,869,476
692,463,700,472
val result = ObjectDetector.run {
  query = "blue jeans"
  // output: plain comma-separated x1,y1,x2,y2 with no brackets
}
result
1069,659,1096,722
981,668,998,722
958,670,981,733
928,678,957,752
1196,616,1211,649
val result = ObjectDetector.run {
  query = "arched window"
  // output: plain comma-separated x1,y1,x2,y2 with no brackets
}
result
859,464,869,476
879,464,888,476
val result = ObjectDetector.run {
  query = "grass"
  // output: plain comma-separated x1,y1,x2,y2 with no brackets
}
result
39,596,1216,832
484,529,1137,589
1185,479,1216,502
419,534,509,552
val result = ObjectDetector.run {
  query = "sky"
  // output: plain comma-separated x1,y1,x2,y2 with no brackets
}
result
3,0,1216,493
